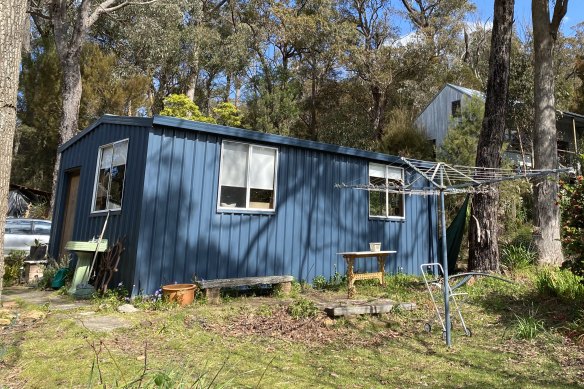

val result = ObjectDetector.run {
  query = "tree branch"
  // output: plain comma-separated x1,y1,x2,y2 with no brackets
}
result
550,0,568,38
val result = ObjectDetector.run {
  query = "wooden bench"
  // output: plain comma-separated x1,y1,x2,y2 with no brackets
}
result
197,275,294,304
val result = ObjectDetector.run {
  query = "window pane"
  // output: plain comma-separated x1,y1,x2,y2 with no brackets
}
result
221,142,248,187
94,168,110,211
250,189,274,209
100,146,113,168
387,167,402,181
387,190,404,217
369,163,386,179
108,164,125,209
250,146,275,190
369,176,386,217
112,140,128,166
220,186,246,208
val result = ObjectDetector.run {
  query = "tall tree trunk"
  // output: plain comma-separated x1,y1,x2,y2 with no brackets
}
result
0,0,28,305
468,0,514,271
309,69,318,141
50,56,82,213
532,0,568,265
371,85,386,141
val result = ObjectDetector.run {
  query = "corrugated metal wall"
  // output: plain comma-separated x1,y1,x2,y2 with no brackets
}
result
134,125,438,294
49,119,151,288
415,85,466,146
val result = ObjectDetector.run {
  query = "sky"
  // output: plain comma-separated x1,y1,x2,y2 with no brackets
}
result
472,0,583,35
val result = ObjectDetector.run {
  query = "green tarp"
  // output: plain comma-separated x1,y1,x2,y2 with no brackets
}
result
440,194,470,274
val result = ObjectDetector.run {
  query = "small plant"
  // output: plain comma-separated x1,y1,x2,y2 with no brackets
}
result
501,244,536,271
535,267,584,301
256,304,273,317
93,283,129,310
312,275,327,290
514,313,545,340
133,288,177,311
311,269,346,291
287,297,319,319
3,251,26,285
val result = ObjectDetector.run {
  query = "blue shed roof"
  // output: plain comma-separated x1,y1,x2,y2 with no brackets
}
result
59,114,423,166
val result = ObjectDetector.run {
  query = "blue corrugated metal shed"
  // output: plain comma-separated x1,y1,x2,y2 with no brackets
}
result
50,115,438,295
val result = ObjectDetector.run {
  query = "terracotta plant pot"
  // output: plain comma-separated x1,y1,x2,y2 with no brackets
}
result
161,283,198,306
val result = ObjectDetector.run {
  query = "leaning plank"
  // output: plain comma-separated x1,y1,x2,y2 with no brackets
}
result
198,275,294,289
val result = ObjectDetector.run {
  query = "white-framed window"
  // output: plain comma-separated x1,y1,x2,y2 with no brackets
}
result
369,163,405,219
218,141,278,211
92,139,129,213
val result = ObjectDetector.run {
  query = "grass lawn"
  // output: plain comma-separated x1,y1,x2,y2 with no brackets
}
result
1,269,583,388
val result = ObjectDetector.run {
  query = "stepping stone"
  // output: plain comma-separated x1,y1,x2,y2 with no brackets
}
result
78,315,132,332
118,304,139,313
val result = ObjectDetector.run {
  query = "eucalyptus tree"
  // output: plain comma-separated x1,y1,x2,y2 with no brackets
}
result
468,0,515,272
28,0,158,210
340,0,397,140
531,0,568,266
0,0,29,304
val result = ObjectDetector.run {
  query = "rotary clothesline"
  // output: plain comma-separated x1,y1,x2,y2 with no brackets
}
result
334,157,574,194
335,156,573,347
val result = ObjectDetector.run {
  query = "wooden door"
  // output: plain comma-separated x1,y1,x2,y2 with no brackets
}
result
58,169,80,258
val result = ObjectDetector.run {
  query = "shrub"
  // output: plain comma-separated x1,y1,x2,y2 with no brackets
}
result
311,275,327,290
287,297,319,319
535,267,584,301
3,251,27,285
559,176,584,276
501,244,536,270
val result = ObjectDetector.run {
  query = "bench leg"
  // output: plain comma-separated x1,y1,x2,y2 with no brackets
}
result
205,288,221,304
275,281,292,296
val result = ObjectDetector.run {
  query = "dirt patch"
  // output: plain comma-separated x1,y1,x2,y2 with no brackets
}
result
200,305,400,347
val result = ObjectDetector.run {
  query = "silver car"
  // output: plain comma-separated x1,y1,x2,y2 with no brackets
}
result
3,218,51,257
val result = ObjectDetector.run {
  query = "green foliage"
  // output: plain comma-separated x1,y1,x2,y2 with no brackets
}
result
438,95,485,166
379,108,435,160
160,94,216,123
559,176,584,276
501,244,536,271
212,102,243,128
14,36,61,191
245,81,300,136
287,297,319,319
312,275,327,290
535,267,584,301
311,270,346,291
514,313,545,340
79,44,151,128
255,304,274,318
93,283,130,311
132,288,178,311
3,251,27,286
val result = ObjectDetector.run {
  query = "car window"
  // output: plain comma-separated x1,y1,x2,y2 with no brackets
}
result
5,220,33,234
33,222,51,235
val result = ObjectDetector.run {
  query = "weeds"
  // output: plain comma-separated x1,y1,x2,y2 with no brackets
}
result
311,270,346,291
501,244,536,271
535,267,584,301
514,314,545,340
3,251,26,285
287,297,319,319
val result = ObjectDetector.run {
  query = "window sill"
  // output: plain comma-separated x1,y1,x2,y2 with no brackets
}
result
90,209,121,217
369,216,405,222
217,207,276,215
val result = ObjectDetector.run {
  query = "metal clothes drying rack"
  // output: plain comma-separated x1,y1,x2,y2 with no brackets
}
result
336,157,572,346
